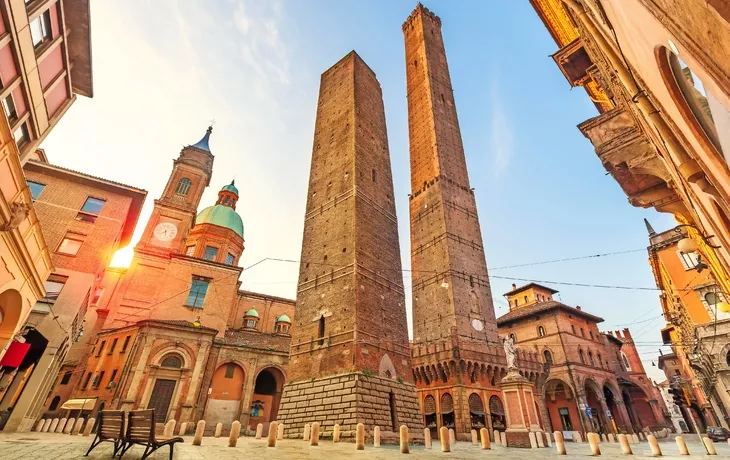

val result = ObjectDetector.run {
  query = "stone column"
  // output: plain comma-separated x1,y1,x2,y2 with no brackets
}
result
596,398,614,434
238,358,258,428
615,401,634,434
536,392,553,433
180,342,211,421
122,337,154,411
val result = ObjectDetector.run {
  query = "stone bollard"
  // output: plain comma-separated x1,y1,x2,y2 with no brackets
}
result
440,426,451,452
56,417,67,433
702,437,717,455
214,423,222,438
356,423,365,450
423,428,431,449
178,422,187,436
42,418,52,432
618,434,633,455
529,431,538,449
631,433,639,444
400,425,409,454
72,417,84,435
537,432,546,448
608,433,615,443
256,423,263,439
471,429,478,446
374,426,381,447
638,432,645,442
164,420,176,437
333,423,341,442
267,421,278,447
35,419,45,432
554,431,566,455
49,418,59,433
500,431,507,447
193,420,205,446
494,429,501,445
480,428,491,449
63,418,75,434
277,422,284,440
83,417,96,436
303,423,310,441
601,433,608,443
228,421,241,447
647,434,661,456
574,431,583,443
675,436,689,455
310,422,320,446
449,428,456,445
588,433,601,456
546,432,552,447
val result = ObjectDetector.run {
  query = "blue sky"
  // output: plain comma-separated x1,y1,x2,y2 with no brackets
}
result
43,0,674,379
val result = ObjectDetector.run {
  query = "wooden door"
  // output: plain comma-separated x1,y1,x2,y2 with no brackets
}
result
147,379,176,422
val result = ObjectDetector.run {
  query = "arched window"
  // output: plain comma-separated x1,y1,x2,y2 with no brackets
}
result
580,328,585,338
579,349,585,364
175,178,192,196
49,395,61,411
571,325,576,334
621,352,631,371
509,333,517,343
588,351,595,367
543,349,553,365
538,326,546,337
524,295,528,303
589,330,594,340
160,354,183,369
597,353,603,368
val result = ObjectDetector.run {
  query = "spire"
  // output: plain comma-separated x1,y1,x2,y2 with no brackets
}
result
644,218,656,236
190,126,213,152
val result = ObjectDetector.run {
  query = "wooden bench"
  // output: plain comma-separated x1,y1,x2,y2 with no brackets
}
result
119,409,183,460
84,410,125,457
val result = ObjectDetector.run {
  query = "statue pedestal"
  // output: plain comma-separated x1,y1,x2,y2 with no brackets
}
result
499,368,543,448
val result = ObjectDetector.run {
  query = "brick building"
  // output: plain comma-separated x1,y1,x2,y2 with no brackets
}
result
529,0,730,425
0,155,146,432
497,282,667,436
38,128,295,436
277,51,421,441
403,4,542,442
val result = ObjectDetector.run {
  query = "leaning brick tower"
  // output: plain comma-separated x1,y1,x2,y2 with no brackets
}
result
277,51,421,440
404,4,543,440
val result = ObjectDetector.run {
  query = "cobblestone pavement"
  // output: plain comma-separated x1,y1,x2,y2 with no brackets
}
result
0,432,728,460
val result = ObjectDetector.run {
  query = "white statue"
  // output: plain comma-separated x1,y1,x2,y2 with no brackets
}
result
504,336,517,369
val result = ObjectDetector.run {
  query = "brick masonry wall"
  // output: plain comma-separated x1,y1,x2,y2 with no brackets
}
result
403,5,498,345
278,372,422,442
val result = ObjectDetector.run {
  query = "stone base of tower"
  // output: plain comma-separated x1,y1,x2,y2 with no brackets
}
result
278,372,423,443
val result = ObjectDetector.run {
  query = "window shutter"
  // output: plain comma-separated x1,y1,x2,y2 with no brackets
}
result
468,393,485,414
441,393,454,414
423,395,436,415
489,396,505,416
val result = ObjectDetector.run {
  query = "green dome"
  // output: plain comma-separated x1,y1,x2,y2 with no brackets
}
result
244,308,259,318
221,182,239,195
277,314,291,323
196,205,243,238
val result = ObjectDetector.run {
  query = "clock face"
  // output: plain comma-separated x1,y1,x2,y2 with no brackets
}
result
154,222,178,241
471,319,484,331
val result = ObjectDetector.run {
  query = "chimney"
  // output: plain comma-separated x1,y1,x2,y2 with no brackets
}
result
576,305,582,311
512,283,516,290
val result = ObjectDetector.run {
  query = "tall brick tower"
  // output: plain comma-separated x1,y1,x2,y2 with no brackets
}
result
404,4,543,440
278,51,421,440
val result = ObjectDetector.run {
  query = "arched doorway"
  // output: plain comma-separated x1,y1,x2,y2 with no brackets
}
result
489,395,506,432
621,383,658,431
544,379,577,434
440,393,455,430
423,395,437,439
249,367,284,434
146,352,186,422
603,384,623,433
585,380,606,434
0,289,23,351
469,393,487,437
204,362,245,428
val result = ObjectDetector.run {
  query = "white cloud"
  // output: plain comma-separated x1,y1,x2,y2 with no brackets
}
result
490,79,514,178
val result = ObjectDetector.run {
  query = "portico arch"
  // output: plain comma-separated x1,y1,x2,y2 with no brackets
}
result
543,378,578,432
584,378,607,433
204,362,245,427
0,289,22,351
249,366,285,434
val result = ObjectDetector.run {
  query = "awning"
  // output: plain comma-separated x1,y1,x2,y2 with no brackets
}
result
0,342,31,368
60,398,97,411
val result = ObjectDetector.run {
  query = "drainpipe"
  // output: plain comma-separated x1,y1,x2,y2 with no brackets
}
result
561,0,720,200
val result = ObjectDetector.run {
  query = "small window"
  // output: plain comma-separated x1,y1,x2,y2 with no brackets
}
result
121,335,131,352
96,341,105,357
30,10,52,47
161,354,182,369
40,275,67,303
225,363,236,379
203,246,218,261
245,319,257,329
580,328,585,338
571,325,576,334
589,330,594,340
108,338,118,354
226,253,235,265
543,349,553,364
524,295,528,303
588,351,595,367
77,197,106,222
49,395,61,411
579,349,585,364
597,353,603,368
2,94,17,120
372,169,376,182
175,178,192,196
60,371,72,385
13,122,29,148
81,372,92,390
621,352,631,371
57,232,86,255
109,369,118,385
93,371,105,388
27,181,45,200
185,246,195,256
509,333,517,343
538,326,546,337
185,278,209,308
318,315,326,346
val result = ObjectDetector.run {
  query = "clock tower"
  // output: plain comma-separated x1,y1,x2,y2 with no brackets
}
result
137,126,214,254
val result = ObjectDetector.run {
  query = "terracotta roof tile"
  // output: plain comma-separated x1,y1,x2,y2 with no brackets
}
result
496,300,604,325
